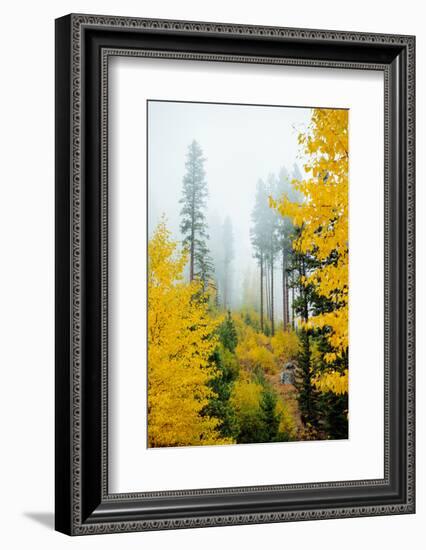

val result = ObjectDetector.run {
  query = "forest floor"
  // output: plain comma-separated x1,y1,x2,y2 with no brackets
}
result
265,374,304,437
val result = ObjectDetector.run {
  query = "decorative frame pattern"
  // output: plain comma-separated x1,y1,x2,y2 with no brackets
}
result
55,14,415,535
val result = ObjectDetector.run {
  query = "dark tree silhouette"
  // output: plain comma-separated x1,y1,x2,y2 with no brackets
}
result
180,140,214,290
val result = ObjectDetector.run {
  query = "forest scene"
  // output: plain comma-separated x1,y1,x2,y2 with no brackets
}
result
147,101,348,448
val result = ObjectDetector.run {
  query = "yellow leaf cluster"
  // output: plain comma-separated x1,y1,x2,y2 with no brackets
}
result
148,221,232,447
275,399,298,439
231,378,298,440
270,331,301,363
313,370,348,395
273,108,349,393
235,326,276,374
230,379,263,414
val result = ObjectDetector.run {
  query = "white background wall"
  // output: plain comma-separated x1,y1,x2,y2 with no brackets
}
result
0,0,422,548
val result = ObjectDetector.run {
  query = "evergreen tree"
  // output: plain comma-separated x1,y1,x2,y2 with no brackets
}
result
274,110,349,387
286,234,320,431
264,175,281,336
218,310,238,353
195,240,215,294
250,177,279,335
274,166,301,330
287,232,348,439
259,388,281,442
205,344,239,440
180,140,214,290
250,179,269,333
204,312,240,440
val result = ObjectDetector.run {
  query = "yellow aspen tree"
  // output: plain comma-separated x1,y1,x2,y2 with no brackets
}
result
271,108,349,394
148,221,232,447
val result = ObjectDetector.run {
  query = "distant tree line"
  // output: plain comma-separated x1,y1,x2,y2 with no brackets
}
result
250,166,302,336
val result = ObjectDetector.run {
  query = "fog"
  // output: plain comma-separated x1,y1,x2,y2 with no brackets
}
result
148,100,312,317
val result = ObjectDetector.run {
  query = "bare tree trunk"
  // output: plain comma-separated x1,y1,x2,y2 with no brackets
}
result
299,255,314,424
260,253,264,333
282,251,285,330
265,262,270,324
286,273,290,328
189,191,195,282
291,282,295,330
283,272,288,330
282,247,289,330
190,229,194,281
271,253,275,336
301,257,308,322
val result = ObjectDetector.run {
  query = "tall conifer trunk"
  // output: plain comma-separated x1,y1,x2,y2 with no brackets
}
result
179,140,212,288
260,252,264,333
299,255,314,425
189,208,195,281
282,246,289,330
270,253,275,336
265,263,270,323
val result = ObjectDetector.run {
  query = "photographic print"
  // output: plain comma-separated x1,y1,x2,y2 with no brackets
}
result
147,100,349,448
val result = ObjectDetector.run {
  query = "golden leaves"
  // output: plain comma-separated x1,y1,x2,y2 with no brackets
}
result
273,108,349,394
148,221,232,447
235,326,276,374
313,370,348,395
270,331,301,363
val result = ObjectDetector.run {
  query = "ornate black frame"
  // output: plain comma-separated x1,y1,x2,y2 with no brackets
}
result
55,14,415,535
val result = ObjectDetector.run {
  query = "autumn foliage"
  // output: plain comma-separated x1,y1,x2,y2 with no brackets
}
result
147,108,350,448
272,108,349,394
147,221,230,447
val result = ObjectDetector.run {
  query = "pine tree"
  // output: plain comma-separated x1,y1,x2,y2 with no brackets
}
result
250,180,269,333
204,311,240,439
250,178,279,335
264,175,280,336
180,140,214,291
272,109,349,388
259,388,281,442
218,310,238,353
205,344,239,440
291,247,316,427
274,166,300,330
194,240,215,293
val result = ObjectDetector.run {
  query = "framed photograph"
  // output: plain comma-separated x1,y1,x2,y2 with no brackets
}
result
55,14,415,535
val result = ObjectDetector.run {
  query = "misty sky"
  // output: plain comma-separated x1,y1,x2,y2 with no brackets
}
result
148,100,312,310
